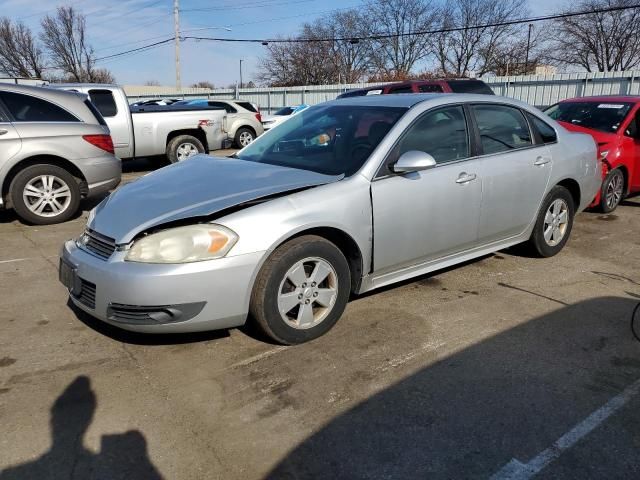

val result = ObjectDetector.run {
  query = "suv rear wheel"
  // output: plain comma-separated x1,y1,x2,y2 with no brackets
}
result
10,164,81,225
234,127,255,148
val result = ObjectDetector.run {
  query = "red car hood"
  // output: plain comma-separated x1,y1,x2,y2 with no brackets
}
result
557,121,618,145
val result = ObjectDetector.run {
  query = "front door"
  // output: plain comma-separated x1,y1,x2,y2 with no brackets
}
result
371,105,482,275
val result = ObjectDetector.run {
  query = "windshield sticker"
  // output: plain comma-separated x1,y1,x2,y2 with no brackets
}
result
598,104,625,109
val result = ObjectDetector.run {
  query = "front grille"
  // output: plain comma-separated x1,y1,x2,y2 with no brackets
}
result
75,279,96,309
82,229,116,260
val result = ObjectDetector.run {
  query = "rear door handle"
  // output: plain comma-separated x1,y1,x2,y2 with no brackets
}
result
456,172,477,184
0,129,8,136
534,156,551,166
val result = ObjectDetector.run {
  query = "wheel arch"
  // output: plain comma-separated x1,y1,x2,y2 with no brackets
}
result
2,155,87,206
556,177,581,210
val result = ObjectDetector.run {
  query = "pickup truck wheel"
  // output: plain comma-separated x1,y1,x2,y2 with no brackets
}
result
527,186,575,258
250,235,351,345
167,135,205,163
234,128,255,148
599,168,625,213
10,164,81,225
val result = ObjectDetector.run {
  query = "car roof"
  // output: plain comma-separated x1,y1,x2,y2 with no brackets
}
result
559,95,640,104
329,92,526,109
0,82,86,103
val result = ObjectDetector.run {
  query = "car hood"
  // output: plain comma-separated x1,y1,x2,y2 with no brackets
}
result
89,155,342,244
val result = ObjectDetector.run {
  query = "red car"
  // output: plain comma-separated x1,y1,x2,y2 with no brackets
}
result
545,96,640,212
337,79,494,98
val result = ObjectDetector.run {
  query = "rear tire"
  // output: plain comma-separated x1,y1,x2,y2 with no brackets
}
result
10,164,81,225
527,186,575,258
234,127,255,148
167,135,205,163
250,235,351,345
599,168,625,213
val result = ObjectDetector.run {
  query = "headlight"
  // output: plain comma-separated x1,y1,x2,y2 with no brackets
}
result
125,224,238,264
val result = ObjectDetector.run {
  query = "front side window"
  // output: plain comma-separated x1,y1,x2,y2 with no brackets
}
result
391,105,470,165
473,104,532,154
0,91,79,122
88,89,117,117
544,102,633,134
236,105,407,176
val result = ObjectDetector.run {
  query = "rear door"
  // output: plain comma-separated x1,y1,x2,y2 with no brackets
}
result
471,104,552,243
0,102,21,162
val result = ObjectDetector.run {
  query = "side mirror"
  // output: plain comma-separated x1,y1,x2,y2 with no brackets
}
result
392,150,437,174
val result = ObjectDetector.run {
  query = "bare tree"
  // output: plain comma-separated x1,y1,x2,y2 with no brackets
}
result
40,6,114,83
0,18,45,78
434,0,522,77
191,81,215,89
482,24,554,76
552,0,640,72
365,0,439,79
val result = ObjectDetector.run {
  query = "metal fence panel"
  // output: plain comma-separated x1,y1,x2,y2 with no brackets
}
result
124,72,640,112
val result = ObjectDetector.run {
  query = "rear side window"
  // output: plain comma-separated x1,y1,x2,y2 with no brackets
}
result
0,91,79,122
418,84,444,93
88,89,117,117
84,99,108,126
236,101,257,112
527,113,557,144
448,80,494,95
388,85,413,94
472,104,532,154
208,101,237,113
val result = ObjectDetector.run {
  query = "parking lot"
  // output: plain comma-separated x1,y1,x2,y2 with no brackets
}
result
1,153,640,479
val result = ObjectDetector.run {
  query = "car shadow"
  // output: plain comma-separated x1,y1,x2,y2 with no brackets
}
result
0,375,163,480
122,156,169,173
68,300,230,346
266,295,640,479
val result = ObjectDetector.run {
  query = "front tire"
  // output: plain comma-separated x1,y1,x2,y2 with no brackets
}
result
10,164,81,225
599,168,625,213
167,135,205,163
250,235,351,345
527,186,575,257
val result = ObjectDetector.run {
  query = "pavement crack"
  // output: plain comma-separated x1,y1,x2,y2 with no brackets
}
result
497,282,568,306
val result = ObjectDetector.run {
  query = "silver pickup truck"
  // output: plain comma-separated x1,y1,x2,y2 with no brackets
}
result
51,84,231,162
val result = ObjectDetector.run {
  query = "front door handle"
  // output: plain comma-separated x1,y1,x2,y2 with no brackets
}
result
534,156,551,166
0,129,8,136
456,172,477,184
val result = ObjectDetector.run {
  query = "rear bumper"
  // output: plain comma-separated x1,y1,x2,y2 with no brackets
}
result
76,154,122,198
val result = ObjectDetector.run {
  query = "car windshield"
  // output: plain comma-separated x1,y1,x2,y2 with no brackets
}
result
275,107,294,116
236,104,407,176
544,101,633,133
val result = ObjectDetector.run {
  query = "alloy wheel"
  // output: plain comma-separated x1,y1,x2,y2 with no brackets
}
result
543,198,569,247
239,131,253,147
176,142,199,161
605,171,624,210
277,257,338,329
22,175,72,218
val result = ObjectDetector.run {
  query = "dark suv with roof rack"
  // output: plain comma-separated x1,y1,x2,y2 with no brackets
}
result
337,79,494,98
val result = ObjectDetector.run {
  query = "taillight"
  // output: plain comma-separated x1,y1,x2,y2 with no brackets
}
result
83,134,114,154
255,112,262,123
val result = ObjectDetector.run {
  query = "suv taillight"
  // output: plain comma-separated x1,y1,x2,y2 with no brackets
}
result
83,134,114,154
255,112,262,123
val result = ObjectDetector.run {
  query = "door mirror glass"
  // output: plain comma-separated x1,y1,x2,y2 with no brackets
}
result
392,150,436,173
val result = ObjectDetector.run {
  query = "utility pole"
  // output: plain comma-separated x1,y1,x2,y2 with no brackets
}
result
239,59,243,89
524,23,533,76
174,0,181,90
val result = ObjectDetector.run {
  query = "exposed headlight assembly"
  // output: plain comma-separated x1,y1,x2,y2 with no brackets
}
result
126,224,238,264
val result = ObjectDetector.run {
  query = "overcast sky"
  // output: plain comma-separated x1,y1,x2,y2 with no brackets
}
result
5,0,560,87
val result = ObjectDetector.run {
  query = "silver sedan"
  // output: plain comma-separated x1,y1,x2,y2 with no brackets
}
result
60,94,601,344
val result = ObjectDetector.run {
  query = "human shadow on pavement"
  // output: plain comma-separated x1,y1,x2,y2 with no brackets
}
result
0,376,163,480
267,296,640,480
